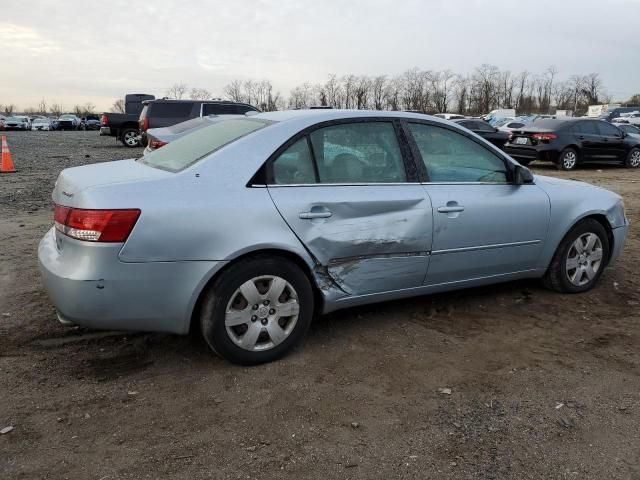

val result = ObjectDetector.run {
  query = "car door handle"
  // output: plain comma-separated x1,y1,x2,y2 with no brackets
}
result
578,135,585,139
299,210,332,219
437,206,465,213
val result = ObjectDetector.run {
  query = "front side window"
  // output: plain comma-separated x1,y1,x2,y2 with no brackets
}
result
309,122,407,183
139,118,269,172
408,123,508,183
597,121,621,136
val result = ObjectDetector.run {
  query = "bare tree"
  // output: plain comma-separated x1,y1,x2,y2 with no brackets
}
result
4,104,15,115
190,88,212,100
223,80,245,103
581,73,604,105
37,98,48,115
50,103,63,117
112,98,125,113
166,83,188,100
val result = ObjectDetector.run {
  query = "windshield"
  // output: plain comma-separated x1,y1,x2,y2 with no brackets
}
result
7,117,23,121
139,118,270,172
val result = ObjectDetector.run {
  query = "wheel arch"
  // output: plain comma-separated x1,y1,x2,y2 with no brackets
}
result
187,247,324,335
545,212,614,271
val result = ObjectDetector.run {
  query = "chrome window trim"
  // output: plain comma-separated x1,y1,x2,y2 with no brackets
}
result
264,182,422,187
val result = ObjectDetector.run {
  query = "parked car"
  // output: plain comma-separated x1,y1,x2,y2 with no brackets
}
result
31,118,52,131
143,115,227,154
598,106,640,123
453,118,510,148
57,114,81,130
617,123,640,138
39,110,629,365
504,118,640,170
0,115,6,130
612,112,640,125
139,99,260,145
496,119,527,133
100,93,155,148
484,109,516,125
433,113,466,120
48,117,60,130
4,116,31,130
80,115,101,130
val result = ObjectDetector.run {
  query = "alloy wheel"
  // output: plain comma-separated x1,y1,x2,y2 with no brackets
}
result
563,151,577,169
124,131,139,146
224,276,300,351
565,232,603,286
630,150,640,167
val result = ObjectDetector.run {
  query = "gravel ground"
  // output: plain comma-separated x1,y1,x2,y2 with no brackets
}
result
1,131,639,479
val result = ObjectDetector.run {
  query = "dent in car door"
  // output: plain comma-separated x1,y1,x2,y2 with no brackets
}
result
266,120,433,296
269,185,433,295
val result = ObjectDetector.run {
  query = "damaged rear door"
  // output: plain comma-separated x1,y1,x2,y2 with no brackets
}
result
267,119,433,296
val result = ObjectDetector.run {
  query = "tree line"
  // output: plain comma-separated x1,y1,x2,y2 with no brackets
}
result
165,65,637,116
4,64,638,117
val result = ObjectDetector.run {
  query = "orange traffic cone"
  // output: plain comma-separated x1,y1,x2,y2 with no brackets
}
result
1,136,17,173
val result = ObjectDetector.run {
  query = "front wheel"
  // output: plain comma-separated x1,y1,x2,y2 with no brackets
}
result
543,219,610,293
556,148,578,170
120,128,141,147
625,147,640,168
200,256,314,365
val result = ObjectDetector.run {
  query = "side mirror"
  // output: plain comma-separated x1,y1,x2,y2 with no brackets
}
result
514,164,534,185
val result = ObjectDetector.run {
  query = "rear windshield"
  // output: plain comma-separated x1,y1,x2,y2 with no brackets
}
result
139,118,270,172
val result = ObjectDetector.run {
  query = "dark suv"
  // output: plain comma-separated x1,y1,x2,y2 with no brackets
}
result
504,118,640,170
139,100,259,144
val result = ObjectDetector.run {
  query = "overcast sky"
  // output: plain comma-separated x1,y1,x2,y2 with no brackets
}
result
2,0,639,112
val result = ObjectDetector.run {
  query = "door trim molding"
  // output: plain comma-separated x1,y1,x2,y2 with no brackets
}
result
432,239,541,255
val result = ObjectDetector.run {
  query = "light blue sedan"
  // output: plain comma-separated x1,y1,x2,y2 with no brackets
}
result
39,110,629,364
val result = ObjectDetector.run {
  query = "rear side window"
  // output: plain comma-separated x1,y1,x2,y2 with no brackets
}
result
202,104,257,115
270,122,407,184
475,121,494,132
574,121,599,135
149,103,193,118
310,122,407,183
139,119,269,172
408,123,508,183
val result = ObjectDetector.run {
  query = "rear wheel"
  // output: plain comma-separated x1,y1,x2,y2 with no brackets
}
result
543,219,609,293
200,256,314,365
120,128,140,147
625,147,640,168
556,148,578,170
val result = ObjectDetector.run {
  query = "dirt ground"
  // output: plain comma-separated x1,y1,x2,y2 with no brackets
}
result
1,131,639,479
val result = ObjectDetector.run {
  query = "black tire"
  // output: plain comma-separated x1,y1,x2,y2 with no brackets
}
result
200,256,314,365
625,147,640,168
556,148,578,170
543,218,610,293
120,128,140,148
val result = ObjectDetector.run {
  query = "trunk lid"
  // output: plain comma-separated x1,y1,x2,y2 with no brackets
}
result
53,159,170,207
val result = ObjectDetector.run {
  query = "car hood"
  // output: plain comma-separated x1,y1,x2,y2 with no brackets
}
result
53,159,171,207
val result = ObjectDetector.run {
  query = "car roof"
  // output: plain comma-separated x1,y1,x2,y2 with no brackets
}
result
252,109,453,126
144,99,255,107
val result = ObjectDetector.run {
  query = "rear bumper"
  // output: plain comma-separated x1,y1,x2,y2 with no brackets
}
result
99,127,112,136
504,145,561,163
38,228,224,334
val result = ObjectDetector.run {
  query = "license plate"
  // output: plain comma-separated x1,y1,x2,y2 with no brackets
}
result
515,137,528,145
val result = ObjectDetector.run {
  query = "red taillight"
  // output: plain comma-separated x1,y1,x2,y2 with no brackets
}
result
101,114,109,126
142,117,149,131
149,139,168,150
532,133,557,141
54,205,140,242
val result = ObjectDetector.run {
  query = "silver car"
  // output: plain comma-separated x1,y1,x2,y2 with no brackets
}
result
39,110,629,365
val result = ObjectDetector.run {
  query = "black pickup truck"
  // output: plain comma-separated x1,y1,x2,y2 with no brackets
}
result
100,93,155,147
